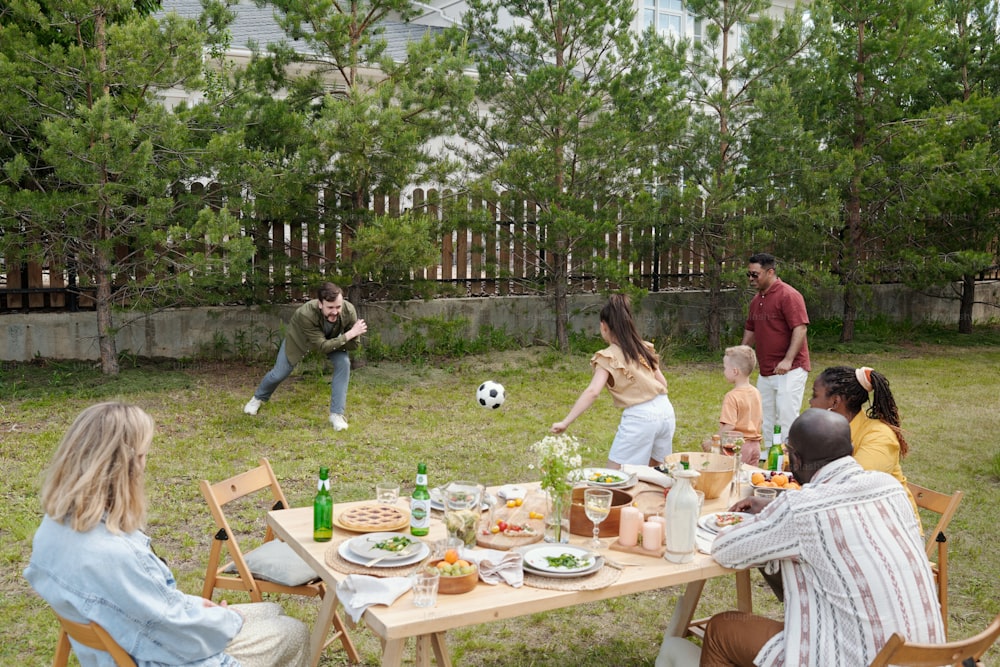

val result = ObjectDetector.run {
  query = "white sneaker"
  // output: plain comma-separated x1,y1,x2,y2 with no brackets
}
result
329,413,349,431
243,397,263,415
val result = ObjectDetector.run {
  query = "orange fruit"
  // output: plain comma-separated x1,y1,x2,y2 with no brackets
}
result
435,560,449,569
455,559,472,568
751,472,765,485
444,548,459,564
787,481,801,490
772,474,788,487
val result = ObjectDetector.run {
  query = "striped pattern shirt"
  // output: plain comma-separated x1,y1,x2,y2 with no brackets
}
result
712,457,943,666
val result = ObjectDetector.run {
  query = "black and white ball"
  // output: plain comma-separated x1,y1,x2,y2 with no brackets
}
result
476,380,506,409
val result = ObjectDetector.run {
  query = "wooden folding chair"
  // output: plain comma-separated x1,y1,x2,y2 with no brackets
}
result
51,612,136,667
907,481,963,638
201,457,358,663
868,611,1000,666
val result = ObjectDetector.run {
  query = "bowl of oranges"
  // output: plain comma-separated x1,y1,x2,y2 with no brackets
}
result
749,470,801,493
428,549,479,594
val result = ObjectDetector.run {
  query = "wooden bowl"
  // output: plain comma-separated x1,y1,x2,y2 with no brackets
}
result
664,452,735,499
569,487,634,537
427,559,479,594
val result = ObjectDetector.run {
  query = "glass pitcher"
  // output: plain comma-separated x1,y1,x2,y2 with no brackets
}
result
443,480,483,547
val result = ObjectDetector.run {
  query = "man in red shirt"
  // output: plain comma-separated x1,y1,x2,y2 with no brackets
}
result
740,253,810,452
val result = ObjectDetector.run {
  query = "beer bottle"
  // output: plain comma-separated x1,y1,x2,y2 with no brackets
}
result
766,425,784,472
313,466,333,542
410,463,431,536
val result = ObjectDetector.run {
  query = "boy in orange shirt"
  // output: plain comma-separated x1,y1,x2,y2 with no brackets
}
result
715,345,763,465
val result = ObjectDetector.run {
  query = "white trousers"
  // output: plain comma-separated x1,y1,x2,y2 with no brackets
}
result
226,602,310,667
756,367,809,450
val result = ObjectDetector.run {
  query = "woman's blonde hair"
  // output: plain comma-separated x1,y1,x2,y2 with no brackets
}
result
40,402,154,534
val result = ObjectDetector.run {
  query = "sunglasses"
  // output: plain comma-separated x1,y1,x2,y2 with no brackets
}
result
746,271,761,278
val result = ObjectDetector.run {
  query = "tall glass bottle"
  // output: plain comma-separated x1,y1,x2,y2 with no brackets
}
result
410,462,431,536
766,425,784,472
313,466,333,542
664,469,700,563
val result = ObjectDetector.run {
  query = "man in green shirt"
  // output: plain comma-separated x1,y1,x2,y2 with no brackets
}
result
243,282,367,431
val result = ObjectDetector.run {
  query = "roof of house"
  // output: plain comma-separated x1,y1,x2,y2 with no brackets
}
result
159,0,446,59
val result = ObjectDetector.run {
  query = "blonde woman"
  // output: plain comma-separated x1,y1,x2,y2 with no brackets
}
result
24,402,309,667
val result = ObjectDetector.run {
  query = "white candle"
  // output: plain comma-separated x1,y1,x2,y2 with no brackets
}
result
642,520,663,551
619,506,643,547
649,515,667,543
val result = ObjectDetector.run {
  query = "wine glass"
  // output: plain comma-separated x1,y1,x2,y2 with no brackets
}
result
583,488,613,549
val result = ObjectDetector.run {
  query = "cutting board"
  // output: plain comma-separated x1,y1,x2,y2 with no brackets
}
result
476,490,547,550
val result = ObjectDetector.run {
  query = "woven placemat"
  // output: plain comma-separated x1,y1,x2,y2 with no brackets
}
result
325,540,426,578
522,565,621,591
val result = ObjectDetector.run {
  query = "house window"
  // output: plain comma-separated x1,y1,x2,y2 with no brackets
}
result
643,0,701,41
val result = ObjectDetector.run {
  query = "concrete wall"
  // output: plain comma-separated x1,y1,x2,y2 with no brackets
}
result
3,282,999,362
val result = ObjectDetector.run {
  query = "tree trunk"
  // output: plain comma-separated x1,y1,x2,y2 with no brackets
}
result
553,249,569,352
958,271,975,334
706,260,722,352
95,245,120,375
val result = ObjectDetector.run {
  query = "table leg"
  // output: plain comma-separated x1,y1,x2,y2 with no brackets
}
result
735,570,752,613
381,638,406,667
431,633,451,667
309,595,337,667
417,633,452,667
665,579,707,637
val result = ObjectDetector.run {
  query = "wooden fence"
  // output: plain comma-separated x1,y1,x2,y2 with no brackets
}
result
2,187,998,312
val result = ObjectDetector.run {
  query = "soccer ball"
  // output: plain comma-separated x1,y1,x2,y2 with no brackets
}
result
476,381,506,409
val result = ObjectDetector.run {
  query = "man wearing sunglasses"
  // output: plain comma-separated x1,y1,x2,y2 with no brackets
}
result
741,252,810,453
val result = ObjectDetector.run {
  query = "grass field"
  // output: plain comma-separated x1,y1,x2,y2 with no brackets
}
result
2,333,999,665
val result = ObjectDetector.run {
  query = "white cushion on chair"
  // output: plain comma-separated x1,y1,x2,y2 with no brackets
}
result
224,540,320,587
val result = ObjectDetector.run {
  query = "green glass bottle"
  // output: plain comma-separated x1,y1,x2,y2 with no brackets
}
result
766,425,784,472
313,466,333,542
410,462,430,536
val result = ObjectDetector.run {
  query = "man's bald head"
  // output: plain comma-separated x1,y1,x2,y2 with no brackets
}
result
787,408,854,483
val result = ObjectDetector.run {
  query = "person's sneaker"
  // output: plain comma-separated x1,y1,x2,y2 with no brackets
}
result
243,397,263,416
329,413,349,431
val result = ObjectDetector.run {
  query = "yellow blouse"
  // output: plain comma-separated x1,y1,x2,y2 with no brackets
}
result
850,412,919,520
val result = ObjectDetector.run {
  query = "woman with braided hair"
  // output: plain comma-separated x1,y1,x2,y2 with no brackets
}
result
808,366,919,518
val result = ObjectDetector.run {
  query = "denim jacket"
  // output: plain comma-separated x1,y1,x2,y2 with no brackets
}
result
25,515,243,667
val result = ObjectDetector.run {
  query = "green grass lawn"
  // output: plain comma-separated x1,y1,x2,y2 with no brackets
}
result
2,340,999,665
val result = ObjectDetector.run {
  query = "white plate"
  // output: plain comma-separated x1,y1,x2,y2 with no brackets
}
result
429,487,491,512
520,544,600,575
570,467,635,487
698,512,753,535
347,532,424,561
496,484,526,501
339,538,429,567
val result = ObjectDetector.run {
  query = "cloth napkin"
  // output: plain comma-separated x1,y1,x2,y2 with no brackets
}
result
622,464,674,488
461,547,523,588
335,574,413,623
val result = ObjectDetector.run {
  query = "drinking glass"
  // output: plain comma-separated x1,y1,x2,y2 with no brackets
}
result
583,488,613,549
723,432,744,502
412,566,440,607
376,482,400,504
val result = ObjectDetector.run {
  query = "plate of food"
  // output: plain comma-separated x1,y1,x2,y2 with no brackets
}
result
519,544,603,577
338,538,429,568
698,512,753,535
749,470,800,492
334,504,410,533
347,532,424,561
570,468,636,488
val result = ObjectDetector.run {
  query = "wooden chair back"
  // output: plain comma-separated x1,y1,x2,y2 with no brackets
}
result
907,481,963,638
52,613,136,667
200,457,358,663
868,612,1000,666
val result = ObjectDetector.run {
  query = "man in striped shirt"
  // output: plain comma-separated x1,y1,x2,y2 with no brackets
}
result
702,408,943,666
